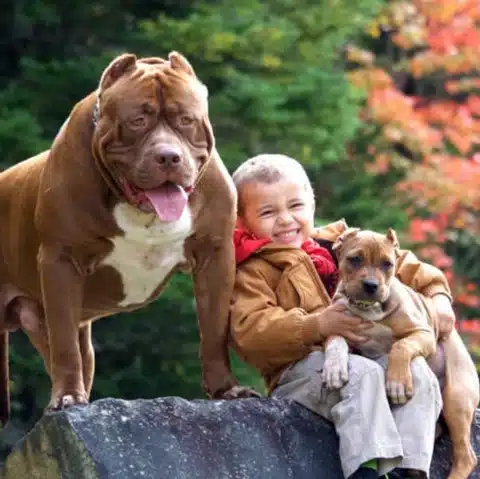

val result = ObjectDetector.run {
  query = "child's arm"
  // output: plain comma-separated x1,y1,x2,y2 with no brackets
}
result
230,262,320,371
395,249,455,339
230,262,368,371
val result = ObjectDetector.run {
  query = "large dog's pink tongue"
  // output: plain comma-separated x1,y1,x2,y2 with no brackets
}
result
144,183,187,222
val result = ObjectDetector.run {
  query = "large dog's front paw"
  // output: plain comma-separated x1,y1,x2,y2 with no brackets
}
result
46,392,89,412
321,356,349,390
386,364,413,405
219,385,262,400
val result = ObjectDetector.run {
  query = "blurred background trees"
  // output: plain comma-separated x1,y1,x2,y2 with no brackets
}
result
0,0,478,444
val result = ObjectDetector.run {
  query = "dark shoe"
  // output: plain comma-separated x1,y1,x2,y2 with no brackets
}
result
349,467,379,479
384,471,403,479
386,468,426,479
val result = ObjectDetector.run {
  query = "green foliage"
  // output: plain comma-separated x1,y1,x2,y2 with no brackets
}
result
310,160,408,232
133,0,381,167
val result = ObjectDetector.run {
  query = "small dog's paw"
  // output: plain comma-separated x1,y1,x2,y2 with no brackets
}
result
386,368,413,404
321,360,349,390
46,392,89,412
219,385,262,400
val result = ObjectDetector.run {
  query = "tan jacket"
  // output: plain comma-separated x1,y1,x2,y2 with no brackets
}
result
229,220,452,392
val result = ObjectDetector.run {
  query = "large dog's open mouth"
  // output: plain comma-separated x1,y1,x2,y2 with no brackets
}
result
122,179,193,221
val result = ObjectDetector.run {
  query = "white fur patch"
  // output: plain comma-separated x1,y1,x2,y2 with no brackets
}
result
102,202,193,307
321,336,350,390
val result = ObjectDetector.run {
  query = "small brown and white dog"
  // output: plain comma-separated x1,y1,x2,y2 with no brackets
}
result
322,227,479,479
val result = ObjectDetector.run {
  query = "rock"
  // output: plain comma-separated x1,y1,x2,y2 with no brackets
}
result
1,397,479,478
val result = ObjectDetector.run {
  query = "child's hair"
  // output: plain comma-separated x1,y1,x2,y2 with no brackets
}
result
232,154,314,214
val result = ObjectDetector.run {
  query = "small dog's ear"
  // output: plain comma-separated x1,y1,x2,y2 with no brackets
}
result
386,228,399,248
332,227,360,255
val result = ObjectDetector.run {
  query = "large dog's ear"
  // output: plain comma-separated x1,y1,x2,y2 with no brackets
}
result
99,54,137,91
332,227,360,256
386,228,400,249
168,51,196,77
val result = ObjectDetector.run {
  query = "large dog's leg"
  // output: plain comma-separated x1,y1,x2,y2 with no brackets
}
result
192,242,260,400
0,331,9,426
79,322,95,399
441,330,479,479
38,245,88,410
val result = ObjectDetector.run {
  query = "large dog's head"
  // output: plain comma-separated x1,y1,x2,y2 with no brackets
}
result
92,52,213,221
332,228,399,305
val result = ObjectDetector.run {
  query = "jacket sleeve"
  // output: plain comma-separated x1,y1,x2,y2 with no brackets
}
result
229,262,321,371
395,249,452,301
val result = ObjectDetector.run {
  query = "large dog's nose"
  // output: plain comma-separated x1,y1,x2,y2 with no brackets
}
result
362,279,379,295
156,145,182,168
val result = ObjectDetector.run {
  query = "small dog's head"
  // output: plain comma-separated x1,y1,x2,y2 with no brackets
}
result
332,227,399,305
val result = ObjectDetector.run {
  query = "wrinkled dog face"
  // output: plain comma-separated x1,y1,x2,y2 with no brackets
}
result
333,228,399,303
93,52,213,221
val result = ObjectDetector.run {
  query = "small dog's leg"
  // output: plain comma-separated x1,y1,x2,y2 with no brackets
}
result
321,336,349,390
386,351,413,404
442,331,479,479
386,330,436,404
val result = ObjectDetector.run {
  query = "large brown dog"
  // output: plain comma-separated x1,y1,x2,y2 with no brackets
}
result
0,52,257,423
322,227,479,479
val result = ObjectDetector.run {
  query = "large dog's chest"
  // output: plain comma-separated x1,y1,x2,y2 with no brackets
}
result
101,203,193,307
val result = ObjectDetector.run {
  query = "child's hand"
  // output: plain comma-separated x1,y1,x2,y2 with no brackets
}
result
432,294,456,341
317,304,372,344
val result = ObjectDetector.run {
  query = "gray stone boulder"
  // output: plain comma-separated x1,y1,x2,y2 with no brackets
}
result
1,397,479,478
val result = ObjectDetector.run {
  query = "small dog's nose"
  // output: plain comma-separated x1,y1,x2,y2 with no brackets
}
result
156,145,182,168
362,279,379,295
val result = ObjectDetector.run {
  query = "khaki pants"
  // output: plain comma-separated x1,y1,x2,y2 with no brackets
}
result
272,351,442,478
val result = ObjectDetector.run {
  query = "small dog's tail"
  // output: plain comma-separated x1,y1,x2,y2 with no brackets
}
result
0,331,10,426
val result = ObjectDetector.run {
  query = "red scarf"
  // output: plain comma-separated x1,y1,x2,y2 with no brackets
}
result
233,228,338,297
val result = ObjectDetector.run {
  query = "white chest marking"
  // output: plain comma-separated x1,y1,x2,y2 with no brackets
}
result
102,203,193,307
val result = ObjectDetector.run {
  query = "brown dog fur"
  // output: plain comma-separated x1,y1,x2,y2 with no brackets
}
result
328,227,479,479
0,52,257,423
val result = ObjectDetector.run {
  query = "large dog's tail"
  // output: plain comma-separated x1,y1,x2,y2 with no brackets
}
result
0,331,10,426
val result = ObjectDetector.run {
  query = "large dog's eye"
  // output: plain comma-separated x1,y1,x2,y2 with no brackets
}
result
347,255,363,267
128,116,147,130
179,115,195,127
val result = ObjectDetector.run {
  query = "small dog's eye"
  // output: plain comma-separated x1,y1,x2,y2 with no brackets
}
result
382,260,394,270
348,255,362,267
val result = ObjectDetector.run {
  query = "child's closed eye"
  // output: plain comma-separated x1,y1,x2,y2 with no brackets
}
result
259,209,274,217
289,202,305,209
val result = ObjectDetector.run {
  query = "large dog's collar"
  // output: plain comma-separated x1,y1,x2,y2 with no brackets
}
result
92,92,100,128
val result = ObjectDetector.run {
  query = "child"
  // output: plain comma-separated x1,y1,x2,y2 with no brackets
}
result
229,154,455,479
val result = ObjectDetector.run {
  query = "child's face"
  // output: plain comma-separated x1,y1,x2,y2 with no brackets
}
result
237,177,314,248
